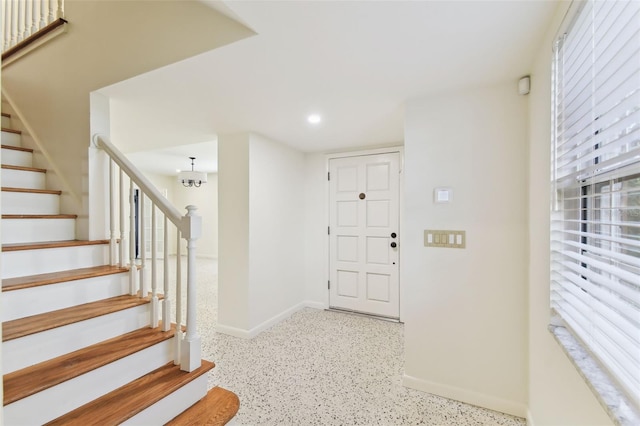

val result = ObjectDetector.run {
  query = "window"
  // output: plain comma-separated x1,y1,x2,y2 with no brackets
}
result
550,0,640,415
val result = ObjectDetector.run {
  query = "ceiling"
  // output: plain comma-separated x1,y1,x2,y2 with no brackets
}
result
125,141,218,176
98,0,559,176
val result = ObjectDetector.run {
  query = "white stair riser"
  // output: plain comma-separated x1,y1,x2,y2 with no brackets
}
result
3,304,151,374
2,244,110,279
1,130,21,147
2,115,11,127
123,373,208,425
1,168,45,190
1,191,60,215
4,339,174,425
2,217,75,244
2,273,131,322
1,148,32,167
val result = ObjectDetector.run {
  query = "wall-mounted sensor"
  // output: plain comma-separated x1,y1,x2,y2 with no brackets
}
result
434,187,452,203
518,76,531,95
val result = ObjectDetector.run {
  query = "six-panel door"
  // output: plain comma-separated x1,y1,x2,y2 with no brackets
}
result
329,152,400,319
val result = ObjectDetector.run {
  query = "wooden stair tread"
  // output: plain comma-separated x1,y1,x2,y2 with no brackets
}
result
1,113,10,118
45,360,215,426
1,164,45,173
1,128,21,135
1,144,32,153
2,265,129,292
2,239,109,252
3,324,177,405
2,294,152,342
2,187,61,195
2,214,77,219
167,386,240,426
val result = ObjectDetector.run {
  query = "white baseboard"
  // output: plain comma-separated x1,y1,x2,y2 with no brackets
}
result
402,374,527,419
302,300,326,310
216,301,324,339
249,302,305,338
214,324,251,339
527,408,536,426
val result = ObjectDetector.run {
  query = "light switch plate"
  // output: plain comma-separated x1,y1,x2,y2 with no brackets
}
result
424,230,466,249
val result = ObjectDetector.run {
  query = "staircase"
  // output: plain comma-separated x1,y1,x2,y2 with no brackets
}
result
1,111,239,424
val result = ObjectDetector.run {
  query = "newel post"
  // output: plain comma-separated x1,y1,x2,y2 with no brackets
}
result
180,205,202,372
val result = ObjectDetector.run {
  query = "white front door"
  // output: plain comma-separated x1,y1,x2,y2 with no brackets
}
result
329,152,400,319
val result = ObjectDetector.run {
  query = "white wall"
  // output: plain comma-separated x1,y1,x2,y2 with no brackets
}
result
86,92,112,240
402,82,529,417
248,134,306,328
142,172,175,202
217,132,306,336
526,3,613,425
304,153,329,307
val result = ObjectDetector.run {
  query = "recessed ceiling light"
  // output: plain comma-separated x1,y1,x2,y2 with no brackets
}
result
307,114,322,124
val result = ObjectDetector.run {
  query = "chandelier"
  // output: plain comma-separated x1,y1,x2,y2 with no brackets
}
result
178,157,207,188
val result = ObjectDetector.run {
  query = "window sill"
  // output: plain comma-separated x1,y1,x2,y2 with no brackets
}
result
549,325,640,426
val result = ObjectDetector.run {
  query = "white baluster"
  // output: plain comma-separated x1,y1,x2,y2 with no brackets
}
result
29,0,40,34
1,1,5,49
139,192,147,296
2,0,10,50
47,0,55,23
55,0,62,19
150,204,159,328
180,205,201,372
39,0,47,28
129,180,138,295
109,160,117,266
25,0,34,38
162,215,171,332
17,0,25,42
174,230,182,365
10,0,18,46
119,169,127,267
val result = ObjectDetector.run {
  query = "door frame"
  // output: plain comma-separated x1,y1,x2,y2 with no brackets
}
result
325,146,404,321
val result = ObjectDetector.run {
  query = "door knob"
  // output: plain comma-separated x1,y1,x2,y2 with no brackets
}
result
390,242,397,248
391,232,397,238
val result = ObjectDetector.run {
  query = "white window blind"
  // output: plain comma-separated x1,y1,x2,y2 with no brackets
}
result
551,0,640,411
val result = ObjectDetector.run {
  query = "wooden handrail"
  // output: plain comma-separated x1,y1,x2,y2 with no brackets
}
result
92,134,185,233
2,18,67,62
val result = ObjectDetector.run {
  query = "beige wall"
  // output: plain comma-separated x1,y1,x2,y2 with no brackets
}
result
217,133,251,332
402,82,529,417
2,0,253,236
526,3,613,425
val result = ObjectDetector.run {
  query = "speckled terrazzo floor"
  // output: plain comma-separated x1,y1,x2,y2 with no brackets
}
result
165,257,526,426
